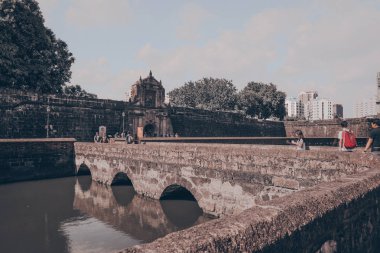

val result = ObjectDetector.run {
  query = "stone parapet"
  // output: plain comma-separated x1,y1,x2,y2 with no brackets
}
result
284,118,372,138
119,150,380,253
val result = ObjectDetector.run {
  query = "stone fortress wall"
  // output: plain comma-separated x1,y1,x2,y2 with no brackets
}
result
0,88,375,140
0,88,285,140
0,88,125,141
284,118,373,138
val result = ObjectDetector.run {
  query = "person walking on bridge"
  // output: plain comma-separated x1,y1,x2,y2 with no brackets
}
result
364,119,380,155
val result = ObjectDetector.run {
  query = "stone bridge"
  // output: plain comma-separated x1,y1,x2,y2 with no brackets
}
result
74,142,371,217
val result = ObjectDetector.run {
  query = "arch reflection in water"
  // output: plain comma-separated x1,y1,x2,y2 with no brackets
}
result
111,172,135,207
77,175,92,192
112,185,135,207
73,179,213,245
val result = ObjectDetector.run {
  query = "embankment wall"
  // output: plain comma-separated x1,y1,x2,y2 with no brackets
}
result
0,138,76,183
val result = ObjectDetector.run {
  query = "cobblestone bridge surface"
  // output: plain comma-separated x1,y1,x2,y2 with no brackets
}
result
74,143,380,252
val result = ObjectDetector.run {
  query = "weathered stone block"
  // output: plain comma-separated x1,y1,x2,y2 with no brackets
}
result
272,176,300,190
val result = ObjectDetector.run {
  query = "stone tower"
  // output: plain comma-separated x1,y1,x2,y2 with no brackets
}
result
130,71,165,108
377,72,380,115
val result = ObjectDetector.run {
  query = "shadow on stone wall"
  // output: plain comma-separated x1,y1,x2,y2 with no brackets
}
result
257,187,380,253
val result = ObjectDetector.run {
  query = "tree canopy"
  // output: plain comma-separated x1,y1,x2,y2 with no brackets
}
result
238,82,286,119
168,77,237,111
63,85,97,99
0,0,75,93
169,78,286,120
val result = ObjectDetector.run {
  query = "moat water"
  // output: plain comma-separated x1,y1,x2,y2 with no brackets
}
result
2,176,380,253
0,176,212,253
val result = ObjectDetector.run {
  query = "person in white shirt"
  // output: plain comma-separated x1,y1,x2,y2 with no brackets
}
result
290,130,306,151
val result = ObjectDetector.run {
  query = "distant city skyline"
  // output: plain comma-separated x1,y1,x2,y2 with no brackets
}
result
353,97,377,118
37,0,380,117
285,90,335,120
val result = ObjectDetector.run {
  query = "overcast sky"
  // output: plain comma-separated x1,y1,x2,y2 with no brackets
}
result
38,0,380,117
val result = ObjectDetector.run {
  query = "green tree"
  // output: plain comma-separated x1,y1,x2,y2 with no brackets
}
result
168,77,237,111
0,0,75,93
63,85,97,99
238,82,286,119
168,81,196,108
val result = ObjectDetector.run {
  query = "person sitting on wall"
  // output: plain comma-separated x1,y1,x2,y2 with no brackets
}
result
114,132,120,138
126,132,134,144
94,132,101,143
338,121,356,152
289,130,306,151
364,119,380,155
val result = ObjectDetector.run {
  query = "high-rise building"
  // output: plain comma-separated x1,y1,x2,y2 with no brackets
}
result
298,91,318,104
309,98,333,120
354,97,377,118
285,97,302,118
333,104,343,118
298,91,318,119
377,72,380,115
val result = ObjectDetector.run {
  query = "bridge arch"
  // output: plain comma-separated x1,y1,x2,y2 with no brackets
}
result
111,172,134,186
159,177,203,205
77,163,91,176
160,184,197,201
76,163,92,192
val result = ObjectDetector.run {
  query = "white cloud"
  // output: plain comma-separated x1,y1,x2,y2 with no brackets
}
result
70,57,145,101
176,3,211,41
135,1,380,116
66,0,130,27
63,0,380,117
37,0,59,10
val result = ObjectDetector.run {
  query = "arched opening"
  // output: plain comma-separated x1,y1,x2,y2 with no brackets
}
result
111,172,133,186
111,172,136,206
160,184,203,228
76,163,92,192
143,124,155,137
77,163,91,176
160,184,196,200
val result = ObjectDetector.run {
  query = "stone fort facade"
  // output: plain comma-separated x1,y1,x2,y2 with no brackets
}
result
0,71,374,141
0,71,285,140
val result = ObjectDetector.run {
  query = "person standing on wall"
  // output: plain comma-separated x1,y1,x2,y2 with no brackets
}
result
364,119,380,155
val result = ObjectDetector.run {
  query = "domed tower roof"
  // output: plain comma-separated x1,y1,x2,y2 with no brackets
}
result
130,71,165,108
135,70,163,87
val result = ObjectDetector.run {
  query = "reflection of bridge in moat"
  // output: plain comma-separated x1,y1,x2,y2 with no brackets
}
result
74,176,210,243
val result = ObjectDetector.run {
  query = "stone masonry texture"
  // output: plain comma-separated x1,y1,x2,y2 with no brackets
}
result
0,138,76,183
74,142,380,253
3,88,374,141
108,144,379,253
